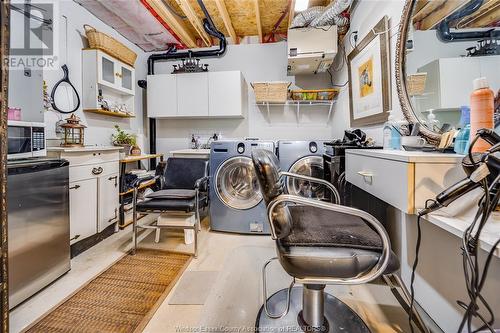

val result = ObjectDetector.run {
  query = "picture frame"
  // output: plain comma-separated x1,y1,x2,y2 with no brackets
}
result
347,16,391,127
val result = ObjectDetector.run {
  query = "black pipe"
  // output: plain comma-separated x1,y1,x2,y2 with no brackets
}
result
437,0,500,42
142,0,227,168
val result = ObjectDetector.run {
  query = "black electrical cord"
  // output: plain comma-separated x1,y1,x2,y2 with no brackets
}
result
408,199,435,333
409,132,500,333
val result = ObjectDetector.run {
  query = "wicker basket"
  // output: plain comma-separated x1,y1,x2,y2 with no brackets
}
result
251,82,291,103
84,25,137,67
407,73,427,96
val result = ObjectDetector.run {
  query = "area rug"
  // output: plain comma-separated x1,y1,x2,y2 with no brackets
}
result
168,271,219,305
25,249,191,333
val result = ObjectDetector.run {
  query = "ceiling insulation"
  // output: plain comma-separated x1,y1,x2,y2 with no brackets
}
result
74,0,178,51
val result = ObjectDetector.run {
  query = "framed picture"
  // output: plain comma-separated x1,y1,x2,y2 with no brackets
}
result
347,16,391,127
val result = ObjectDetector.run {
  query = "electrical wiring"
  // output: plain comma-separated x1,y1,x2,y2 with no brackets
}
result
327,68,348,88
409,133,500,333
408,199,435,333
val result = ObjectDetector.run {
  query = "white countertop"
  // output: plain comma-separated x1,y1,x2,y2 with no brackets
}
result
47,146,123,153
170,149,210,155
346,149,464,163
425,212,500,258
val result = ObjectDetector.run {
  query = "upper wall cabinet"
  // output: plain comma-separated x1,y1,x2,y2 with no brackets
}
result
147,71,247,119
82,49,135,117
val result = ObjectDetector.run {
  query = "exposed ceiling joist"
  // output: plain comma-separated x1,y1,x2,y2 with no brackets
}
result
176,0,211,46
145,0,197,47
413,0,446,23
288,0,295,27
419,0,468,30
458,0,500,27
214,0,238,44
253,0,263,42
467,6,500,27
415,0,430,13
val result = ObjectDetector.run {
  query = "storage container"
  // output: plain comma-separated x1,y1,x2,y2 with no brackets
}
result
84,25,137,67
251,82,291,103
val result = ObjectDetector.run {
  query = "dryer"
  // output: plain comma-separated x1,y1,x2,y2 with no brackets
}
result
209,140,275,234
277,140,328,200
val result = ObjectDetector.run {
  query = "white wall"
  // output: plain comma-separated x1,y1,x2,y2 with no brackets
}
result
329,0,406,144
150,42,334,154
44,0,148,148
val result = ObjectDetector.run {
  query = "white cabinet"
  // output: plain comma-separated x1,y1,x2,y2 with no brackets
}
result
98,172,119,232
417,55,500,111
147,71,246,118
177,73,209,117
147,74,177,117
48,147,121,244
69,178,97,244
345,149,464,214
95,50,135,95
83,49,135,116
209,71,247,117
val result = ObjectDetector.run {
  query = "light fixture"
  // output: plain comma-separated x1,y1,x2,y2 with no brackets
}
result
294,0,309,12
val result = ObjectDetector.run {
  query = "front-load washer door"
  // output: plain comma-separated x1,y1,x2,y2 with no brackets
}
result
287,155,325,199
215,156,262,210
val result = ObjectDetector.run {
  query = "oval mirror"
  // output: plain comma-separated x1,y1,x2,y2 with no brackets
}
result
396,0,500,144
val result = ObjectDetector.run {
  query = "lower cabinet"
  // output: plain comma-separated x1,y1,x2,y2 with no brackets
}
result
48,149,121,246
69,178,98,245
98,172,119,232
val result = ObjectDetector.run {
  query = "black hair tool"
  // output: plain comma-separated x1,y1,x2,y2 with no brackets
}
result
50,64,80,114
408,128,500,333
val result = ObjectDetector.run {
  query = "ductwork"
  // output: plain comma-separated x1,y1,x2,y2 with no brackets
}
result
145,0,227,76
290,6,325,28
437,0,500,42
143,0,227,168
310,0,352,28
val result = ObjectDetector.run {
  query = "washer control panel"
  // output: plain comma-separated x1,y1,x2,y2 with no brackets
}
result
309,141,318,153
237,142,245,154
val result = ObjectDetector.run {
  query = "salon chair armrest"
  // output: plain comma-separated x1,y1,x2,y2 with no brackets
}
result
280,171,340,204
194,176,209,192
267,194,391,285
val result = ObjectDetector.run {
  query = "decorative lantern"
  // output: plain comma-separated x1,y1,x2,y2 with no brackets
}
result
60,114,86,147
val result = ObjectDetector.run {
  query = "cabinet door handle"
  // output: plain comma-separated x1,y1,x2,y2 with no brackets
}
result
92,167,103,175
357,171,373,184
108,176,118,187
115,72,122,78
108,208,118,223
69,185,81,190
70,235,80,241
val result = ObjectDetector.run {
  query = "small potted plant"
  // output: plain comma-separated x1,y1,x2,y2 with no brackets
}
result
112,125,136,155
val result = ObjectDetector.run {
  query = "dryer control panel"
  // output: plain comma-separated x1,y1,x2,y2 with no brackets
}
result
250,141,275,153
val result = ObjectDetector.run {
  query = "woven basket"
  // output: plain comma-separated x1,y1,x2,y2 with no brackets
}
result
251,82,291,103
84,25,137,67
407,73,427,96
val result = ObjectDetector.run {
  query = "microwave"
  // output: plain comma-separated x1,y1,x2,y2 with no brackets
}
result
8,121,46,160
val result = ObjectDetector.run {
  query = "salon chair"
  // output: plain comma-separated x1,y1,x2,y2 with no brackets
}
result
251,149,427,332
131,157,209,257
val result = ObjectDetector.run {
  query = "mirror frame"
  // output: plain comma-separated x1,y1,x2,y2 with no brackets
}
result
0,0,8,329
395,0,442,145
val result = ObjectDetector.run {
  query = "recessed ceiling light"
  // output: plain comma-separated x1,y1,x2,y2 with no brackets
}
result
294,0,309,12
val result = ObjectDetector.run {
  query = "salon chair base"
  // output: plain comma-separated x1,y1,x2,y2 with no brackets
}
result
256,287,371,333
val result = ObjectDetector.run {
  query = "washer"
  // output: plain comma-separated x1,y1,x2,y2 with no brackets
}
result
209,140,275,234
277,140,328,200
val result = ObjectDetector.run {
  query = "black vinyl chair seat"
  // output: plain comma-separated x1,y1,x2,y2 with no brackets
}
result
136,193,208,213
282,206,383,250
277,205,399,279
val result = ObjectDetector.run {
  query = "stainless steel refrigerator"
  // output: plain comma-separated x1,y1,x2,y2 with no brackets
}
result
7,159,70,308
